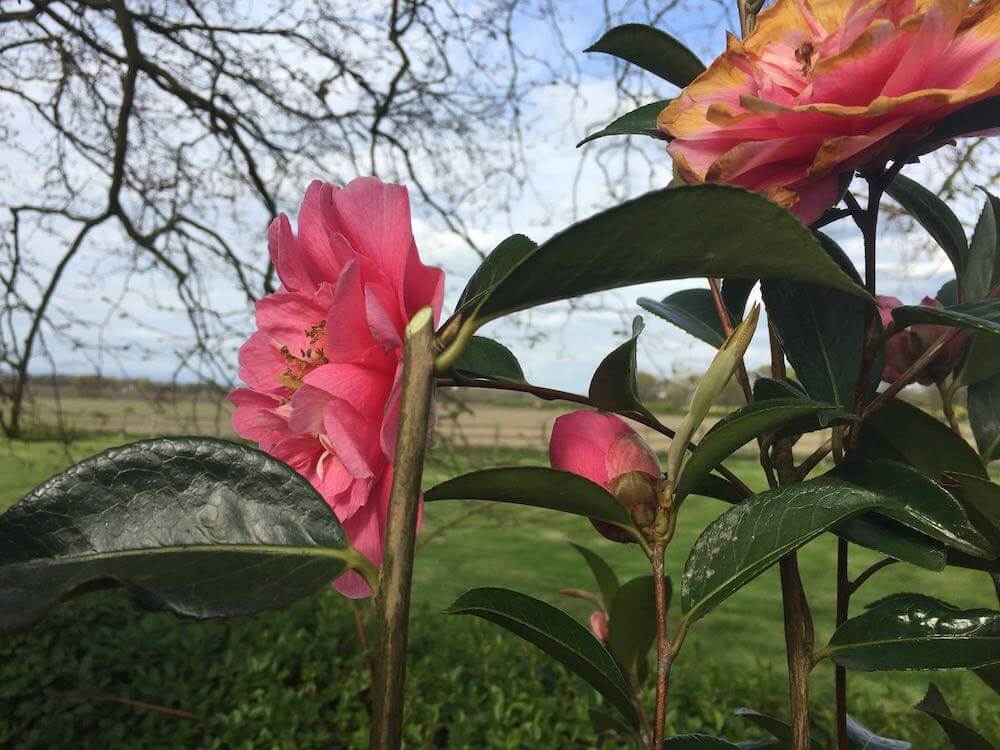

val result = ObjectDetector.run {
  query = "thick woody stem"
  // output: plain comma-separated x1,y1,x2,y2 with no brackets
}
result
779,553,815,750
835,539,849,750
652,541,671,749
369,309,436,750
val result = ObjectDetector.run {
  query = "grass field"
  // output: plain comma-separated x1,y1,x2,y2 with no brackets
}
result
1,433,998,747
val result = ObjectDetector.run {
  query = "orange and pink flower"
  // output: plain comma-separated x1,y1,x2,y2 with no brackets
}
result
229,177,444,597
659,0,1000,223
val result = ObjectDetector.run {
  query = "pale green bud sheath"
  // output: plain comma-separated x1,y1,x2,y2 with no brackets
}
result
666,303,760,490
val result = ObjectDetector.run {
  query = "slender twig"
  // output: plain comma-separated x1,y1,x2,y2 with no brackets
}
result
936,378,962,435
651,541,671,749
45,690,194,719
835,539,849,750
861,329,963,420
795,437,833,480
370,310,436,750
848,558,898,596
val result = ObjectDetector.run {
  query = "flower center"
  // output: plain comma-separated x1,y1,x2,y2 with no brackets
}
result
276,320,329,390
794,41,815,75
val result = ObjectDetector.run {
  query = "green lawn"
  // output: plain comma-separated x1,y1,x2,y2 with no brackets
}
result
1,436,997,747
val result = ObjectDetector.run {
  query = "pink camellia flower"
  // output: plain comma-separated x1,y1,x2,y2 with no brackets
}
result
549,411,662,542
590,610,610,642
229,177,444,597
659,0,1000,223
878,294,965,384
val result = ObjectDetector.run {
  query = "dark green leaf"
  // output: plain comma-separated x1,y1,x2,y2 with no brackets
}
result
589,706,638,740
827,460,993,558
663,736,743,749
969,371,1000,462
585,24,705,88
824,594,1000,671
589,316,655,422
444,587,638,727
722,279,755,322
453,335,525,382
892,299,1000,337
0,438,356,631
455,234,537,316
733,708,796,747
834,514,946,571
956,332,1000,387
941,472,1000,554
887,174,967,276
578,100,671,147
458,185,869,329
608,575,668,673
424,467,633,531
675,399,836,502
974,663,1000,697
639,289,727,347
689,474,747,503
937,279,960,306
846,716,911,749
964,191,1000,303
762,232,881,408
570,543,620,611
924,96,1000,145
915,683,996,750
859,398,986,479
751,377,854,442
681,478,885,623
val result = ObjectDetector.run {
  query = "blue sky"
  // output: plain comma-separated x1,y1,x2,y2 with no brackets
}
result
5,1,968,394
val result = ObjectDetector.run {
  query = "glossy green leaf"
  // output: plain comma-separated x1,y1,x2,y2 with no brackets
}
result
0,438,358,631
823,594,1000,671
675,399,835,502
578,100,671,147
956,332,1000,387
974,663,1000,697
608,575,668,673
858,398,987,479
751,377,855,442
455,185,869,330
681,478,884,623
589,706,638,740
453,335,525,382
964,191,1000,303
444,587,638,727
733,708,797,747
887,174,967,276
689,474,747,504
589,316,655,422
846,716,911,749
455,233,537,316
892,299,1000,337
834,514,946,571
663,736,743,749
424,467,632,531
942,473,1000,554
639,289,728,347
969,371,1000,462
937,279,960,306
570,543,620,611
827,460,993,558
762,234,880,407
915,683,996,750
585,24,705,88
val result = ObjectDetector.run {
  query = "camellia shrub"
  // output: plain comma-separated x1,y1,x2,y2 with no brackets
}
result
2,0,1000,748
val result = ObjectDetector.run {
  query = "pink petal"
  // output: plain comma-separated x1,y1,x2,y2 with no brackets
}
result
549,411,636,488
329,177,413,289
287,383,331,434
333,501,381,598
379,366,404,459
403,249,446,322
267,214,312,294
237,331,287,396
302,362,394,419
324,261,379,363
606,431,661,482
323,400,377,479
254,292,328,354
365,281,405,351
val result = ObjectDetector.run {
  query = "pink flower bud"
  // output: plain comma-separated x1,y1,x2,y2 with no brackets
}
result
549,411,662,543
589,610,610,642
878,295,965,386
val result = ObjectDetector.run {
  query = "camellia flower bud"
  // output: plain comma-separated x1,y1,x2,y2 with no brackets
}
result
878,295,965,385
549,411,662,543
589,611,610,642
